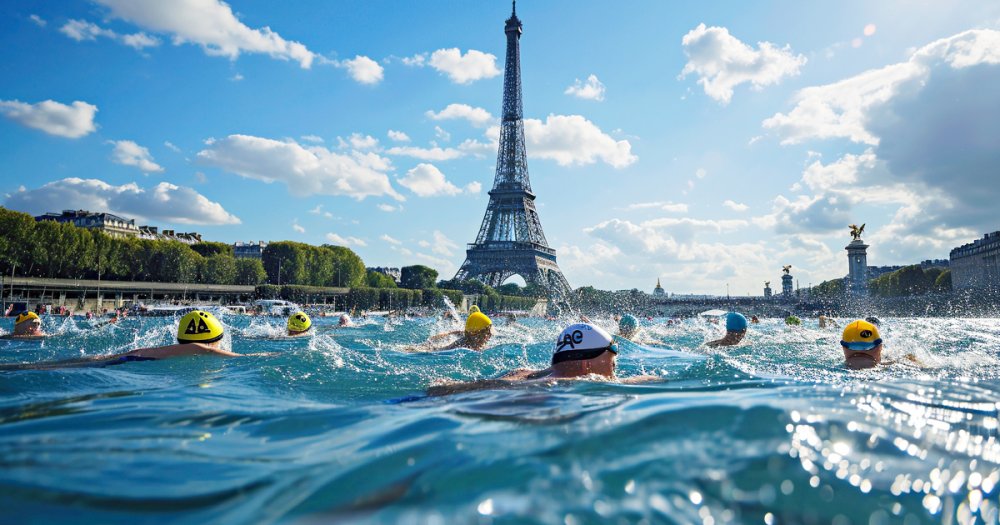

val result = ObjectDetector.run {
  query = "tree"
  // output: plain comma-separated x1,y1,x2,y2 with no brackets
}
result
934,269,952,292
496,283,521,296
366,270,398,288
262,241,307,285
203,254,237,284
400,265,438,289
235,258,267,285
191,241,234,258
324,245,366,287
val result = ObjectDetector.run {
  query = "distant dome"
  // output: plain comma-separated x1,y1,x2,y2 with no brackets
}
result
653,278,665,296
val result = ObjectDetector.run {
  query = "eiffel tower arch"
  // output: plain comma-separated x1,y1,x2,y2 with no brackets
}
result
454,2,572,298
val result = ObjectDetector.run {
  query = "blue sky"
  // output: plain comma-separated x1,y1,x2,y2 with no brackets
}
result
2,1,999,295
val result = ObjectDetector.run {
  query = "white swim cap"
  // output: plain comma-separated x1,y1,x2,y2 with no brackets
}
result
552,323,617,365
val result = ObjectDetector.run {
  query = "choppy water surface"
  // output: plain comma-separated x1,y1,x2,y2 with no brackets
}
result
2,313,1000,524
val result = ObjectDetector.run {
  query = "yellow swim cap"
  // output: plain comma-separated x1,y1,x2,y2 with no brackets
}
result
841,320,882,350
465,312,492,335
288,311,312,333
15,312,39,325
177,310,224,344
469,305,481,314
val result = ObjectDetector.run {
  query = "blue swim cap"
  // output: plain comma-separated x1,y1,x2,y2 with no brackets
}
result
619,314,638,333
726,312,748,331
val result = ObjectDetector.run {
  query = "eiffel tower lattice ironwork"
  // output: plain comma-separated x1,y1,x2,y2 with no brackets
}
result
454,1,572,297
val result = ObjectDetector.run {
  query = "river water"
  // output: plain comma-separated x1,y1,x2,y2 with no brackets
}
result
2,313,999,524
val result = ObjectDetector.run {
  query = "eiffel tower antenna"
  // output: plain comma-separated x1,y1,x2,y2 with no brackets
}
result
453,3,572,298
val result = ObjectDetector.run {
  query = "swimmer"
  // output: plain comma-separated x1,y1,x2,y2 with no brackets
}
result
839,319,922,370
0,310,260,370
2,312,48,339
414,312,495,352
469,305,481,314
785,315,802,326
819,314,827,329
706,312,748,347
618,314,639,340
750,315,760,324
287,311,312,337
338,313,354,327
840,319,884,370
427,322,658,396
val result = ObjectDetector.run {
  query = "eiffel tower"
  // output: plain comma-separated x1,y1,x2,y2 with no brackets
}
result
454,1,572,297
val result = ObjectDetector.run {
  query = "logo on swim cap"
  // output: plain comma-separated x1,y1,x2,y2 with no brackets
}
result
287,311,312,333
557,329,585,351
552,323,617,365
177,310,224,344
841,320,882,351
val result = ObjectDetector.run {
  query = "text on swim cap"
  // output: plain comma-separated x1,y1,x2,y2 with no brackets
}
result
185,318,211,335
557,330,584,351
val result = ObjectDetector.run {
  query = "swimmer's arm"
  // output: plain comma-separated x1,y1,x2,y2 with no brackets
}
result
426,368,545,396
125,343,242,359
705,338,723,347
427,330,462,342
620,374,661,384
884,353,927,368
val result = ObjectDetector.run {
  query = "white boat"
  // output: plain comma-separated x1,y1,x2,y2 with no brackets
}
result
251,299,300,316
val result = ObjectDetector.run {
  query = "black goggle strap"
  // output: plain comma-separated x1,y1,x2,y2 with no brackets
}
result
551,344,617,365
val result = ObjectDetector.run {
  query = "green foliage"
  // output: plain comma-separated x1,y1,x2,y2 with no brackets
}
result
366,270,398,288
261,241,367,287
191,241,234,258
935,269,952,291
401,265,438,289
869,265,948,297
235,258,267,285
811,278,845,297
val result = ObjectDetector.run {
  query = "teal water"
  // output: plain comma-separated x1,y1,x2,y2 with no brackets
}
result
2,313,1000,524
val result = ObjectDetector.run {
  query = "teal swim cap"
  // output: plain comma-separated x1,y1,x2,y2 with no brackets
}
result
619,314,639,334
726,312,748,331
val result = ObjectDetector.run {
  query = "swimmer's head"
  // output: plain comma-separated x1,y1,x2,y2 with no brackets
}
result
785,315,802,326
339,314,351,326
287,311,312,334
552,323,617,375
469,305,481,314
465,312,492,336
865,316,881,327
177,310,224,344
841,319,883,369
15,312,40,327
618,314,639,338
725,312,748,332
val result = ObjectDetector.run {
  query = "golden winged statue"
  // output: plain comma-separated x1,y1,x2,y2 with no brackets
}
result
849,223,866,240
782,265,792,275
764,281,771,288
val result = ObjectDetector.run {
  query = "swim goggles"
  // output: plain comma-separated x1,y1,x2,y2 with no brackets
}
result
840,339,882,351
551,343,618,365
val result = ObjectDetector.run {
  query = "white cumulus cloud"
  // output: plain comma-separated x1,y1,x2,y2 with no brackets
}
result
108,140,164,173
93,0,315,67
337,55,384,85
425,104,495,127
763,29,1000,145
384,145,462,161
564,74,606,101
197,134,404,201
325,232,366,247
680,23,806,104
60,19,163,50
4,177,240,225
380,234,402,245
520,114,637,168
0,99,98,138
723,200,749,212
398,163,464,197
427,48,500,84
387,130,410,142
